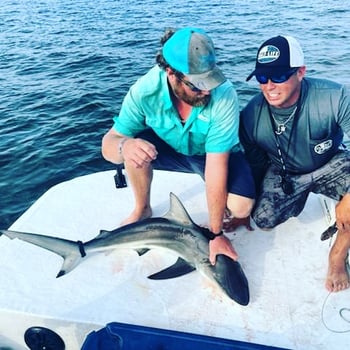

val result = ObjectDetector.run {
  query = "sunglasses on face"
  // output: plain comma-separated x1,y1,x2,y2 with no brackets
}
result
255,67,299,84
176,74,203,93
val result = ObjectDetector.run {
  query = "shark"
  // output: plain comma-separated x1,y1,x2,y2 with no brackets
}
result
0,192,249,305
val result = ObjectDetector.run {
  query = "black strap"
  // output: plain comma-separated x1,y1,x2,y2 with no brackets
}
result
200,228,224,240
267,99,301,177
77,240,86,257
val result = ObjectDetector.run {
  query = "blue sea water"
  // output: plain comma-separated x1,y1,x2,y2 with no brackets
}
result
1,0,350,228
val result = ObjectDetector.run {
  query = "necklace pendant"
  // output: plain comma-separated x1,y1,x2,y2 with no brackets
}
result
275,125,285,135
271,106,297,136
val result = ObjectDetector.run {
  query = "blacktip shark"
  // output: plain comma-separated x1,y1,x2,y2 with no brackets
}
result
0,193,249,305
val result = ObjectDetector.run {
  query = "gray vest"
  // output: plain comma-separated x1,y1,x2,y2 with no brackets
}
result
243,78,346,174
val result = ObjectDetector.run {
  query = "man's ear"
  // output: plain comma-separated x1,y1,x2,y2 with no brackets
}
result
166,67,176,77
297,65,306,80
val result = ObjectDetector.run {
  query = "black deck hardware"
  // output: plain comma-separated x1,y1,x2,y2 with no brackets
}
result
114,164,127,188
24,326,65,350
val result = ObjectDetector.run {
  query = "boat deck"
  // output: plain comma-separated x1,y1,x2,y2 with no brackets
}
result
1,170,349,349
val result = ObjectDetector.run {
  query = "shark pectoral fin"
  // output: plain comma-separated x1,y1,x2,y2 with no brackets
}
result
147,257,196,280
213,255,250,306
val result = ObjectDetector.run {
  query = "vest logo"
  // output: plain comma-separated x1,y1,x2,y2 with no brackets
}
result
314,140,333,154
258,45,280,64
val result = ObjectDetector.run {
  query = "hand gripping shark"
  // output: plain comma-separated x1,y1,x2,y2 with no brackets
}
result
0,193,249,305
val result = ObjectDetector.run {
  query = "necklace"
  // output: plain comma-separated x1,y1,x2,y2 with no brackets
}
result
271,106,297,135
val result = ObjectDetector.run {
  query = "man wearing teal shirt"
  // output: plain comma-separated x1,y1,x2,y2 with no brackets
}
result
102,27,255,264
113,66,240,156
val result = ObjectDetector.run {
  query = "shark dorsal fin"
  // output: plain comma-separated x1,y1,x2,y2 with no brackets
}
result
162,193,196,227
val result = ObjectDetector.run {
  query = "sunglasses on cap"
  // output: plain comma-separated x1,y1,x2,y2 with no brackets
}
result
255,67,299,84
175,74,203,93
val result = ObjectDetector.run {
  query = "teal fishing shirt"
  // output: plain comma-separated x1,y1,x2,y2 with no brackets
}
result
113,65,240,156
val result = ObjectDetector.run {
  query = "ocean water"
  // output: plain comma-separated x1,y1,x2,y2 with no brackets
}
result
1,0,350,228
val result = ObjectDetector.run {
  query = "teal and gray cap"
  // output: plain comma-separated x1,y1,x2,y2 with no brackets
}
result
162,27,226,91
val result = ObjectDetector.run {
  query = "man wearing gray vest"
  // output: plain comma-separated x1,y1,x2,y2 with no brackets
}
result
239,35,350,292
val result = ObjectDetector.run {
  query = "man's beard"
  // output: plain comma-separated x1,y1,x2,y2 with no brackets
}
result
172,84,211,107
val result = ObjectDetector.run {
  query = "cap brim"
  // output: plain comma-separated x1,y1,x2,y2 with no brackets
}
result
187,66,226,91
246,70,256,81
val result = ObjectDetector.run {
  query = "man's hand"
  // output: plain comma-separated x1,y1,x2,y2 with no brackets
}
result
122,138,158,168
336,193,350,232
209,235,238,265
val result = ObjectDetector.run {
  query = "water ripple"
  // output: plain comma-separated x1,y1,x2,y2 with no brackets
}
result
0,0,349,227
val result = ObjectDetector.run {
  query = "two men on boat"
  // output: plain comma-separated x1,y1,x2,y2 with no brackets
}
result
102,28,350,293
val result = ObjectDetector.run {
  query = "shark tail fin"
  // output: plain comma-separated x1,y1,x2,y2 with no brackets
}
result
56,248,83,278
1,229,85,278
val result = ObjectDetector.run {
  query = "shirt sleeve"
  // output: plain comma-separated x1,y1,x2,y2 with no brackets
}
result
112,82,147,137
337,84,350,139
205,82,240,153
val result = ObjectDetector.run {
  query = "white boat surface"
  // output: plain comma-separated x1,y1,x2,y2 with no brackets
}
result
0,169,349,349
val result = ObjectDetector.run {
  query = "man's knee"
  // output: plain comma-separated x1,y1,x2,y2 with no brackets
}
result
227,194,254,218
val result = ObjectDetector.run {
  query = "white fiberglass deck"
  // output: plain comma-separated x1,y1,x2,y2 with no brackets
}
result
0,170,349,349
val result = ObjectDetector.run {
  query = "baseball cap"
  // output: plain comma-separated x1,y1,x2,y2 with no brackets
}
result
162,27,226,91
246,35,304,81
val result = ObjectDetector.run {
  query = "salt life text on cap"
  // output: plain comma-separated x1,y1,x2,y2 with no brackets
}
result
162,27,226,91
246,35,304,81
